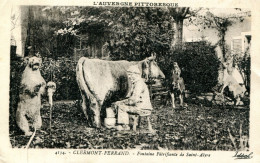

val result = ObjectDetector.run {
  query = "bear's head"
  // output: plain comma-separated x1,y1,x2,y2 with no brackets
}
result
24,55,42,71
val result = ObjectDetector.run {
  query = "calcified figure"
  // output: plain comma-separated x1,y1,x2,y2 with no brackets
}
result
76,54,165,128
46,81,56,131
221,62,247,106
16,55,46,136
47,82,56,107
170,62,185,109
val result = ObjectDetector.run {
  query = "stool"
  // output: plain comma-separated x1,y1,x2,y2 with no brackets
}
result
129,110,152,132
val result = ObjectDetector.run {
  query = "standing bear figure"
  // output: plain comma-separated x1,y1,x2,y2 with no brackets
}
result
16,55,46,136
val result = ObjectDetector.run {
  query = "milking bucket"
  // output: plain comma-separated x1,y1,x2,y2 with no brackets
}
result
104,118,116,128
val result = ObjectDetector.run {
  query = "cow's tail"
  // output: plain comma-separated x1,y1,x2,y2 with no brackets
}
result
76,57,99,125
76,57,97,102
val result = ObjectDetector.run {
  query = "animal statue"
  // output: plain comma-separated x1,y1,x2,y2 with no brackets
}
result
76,55,165,128
16,55,46,135
46,81,56,107
221,68,246,106
46,81,56,131
170,62,185,108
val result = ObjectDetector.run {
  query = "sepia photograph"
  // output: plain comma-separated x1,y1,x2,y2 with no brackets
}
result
1,0,259,162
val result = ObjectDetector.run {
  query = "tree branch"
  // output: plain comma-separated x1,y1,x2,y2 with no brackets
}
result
181,7,190,18
213,16,221,29
184,8,202,19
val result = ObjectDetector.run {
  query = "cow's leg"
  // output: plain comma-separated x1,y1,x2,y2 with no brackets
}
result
80,92,88,119
221,83,227,94
138,116,142,129
170,93,176,109
90,99,101,128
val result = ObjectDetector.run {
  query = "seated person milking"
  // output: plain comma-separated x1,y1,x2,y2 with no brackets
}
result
112,65,154,132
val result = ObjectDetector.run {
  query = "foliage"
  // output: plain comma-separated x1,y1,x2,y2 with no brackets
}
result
233,48,251,92
41,57,80,100
105,7,174,61
26,6,78,58
52,7,176,89
171,41,220,93
52,7,174,61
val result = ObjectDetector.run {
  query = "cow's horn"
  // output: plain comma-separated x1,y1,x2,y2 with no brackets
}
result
147,53,156,60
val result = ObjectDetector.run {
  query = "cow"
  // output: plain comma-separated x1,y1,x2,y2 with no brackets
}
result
76,56,165,128
170,62,185,109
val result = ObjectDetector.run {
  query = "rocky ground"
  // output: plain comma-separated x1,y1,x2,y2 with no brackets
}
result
9,98,249,150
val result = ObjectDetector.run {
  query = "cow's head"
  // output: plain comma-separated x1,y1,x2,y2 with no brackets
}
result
141,54,165,81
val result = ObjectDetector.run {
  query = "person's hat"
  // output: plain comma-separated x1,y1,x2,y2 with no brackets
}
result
127,65,141,74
